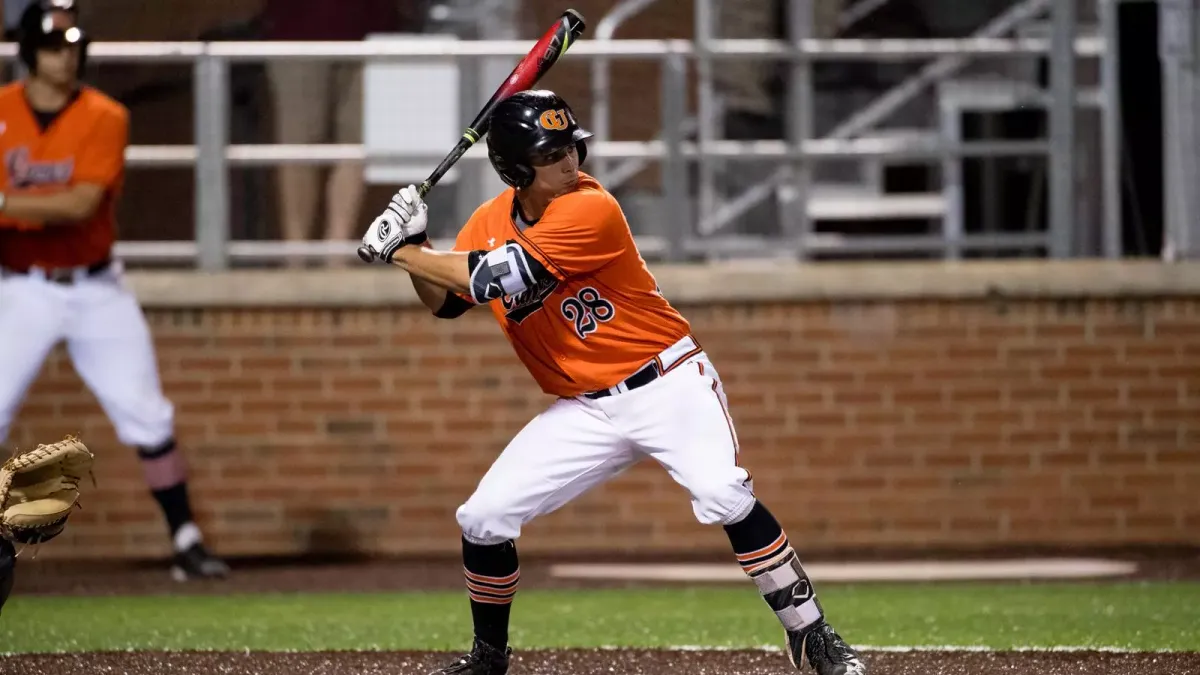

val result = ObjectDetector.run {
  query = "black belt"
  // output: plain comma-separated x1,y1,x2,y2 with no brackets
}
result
0,258,111,284
583,362,662,399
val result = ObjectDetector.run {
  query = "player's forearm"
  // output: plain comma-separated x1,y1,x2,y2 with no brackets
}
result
391,245,472,296
0,190,101,223
410,274,451,312
406,244,456,312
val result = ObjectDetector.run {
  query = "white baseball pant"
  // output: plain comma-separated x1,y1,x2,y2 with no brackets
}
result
456,335,755,545
0,263,174,448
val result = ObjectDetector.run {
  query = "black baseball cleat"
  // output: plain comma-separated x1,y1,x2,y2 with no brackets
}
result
427,637,511,675
785,620,867,675
170,542,230,582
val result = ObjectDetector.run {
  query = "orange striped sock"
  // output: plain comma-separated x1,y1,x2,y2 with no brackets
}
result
462,538,519,650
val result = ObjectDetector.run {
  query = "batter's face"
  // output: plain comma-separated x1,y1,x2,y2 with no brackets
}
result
33,12,82,88
527,143,580,198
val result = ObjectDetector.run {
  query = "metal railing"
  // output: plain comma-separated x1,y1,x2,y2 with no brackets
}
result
0,32,1105,269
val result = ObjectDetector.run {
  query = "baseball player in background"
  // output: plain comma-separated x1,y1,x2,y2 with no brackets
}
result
359,90,867,675
0,0,228,581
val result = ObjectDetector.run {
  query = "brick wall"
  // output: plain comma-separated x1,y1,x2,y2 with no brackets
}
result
8,292,1199,561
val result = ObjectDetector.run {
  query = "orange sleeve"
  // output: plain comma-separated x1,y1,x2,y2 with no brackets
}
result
513,189,626,281
72,107,128,187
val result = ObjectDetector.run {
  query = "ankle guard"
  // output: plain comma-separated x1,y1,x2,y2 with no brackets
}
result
750,549,824,633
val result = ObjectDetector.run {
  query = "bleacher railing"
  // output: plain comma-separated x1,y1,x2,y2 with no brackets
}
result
0,34,1104,269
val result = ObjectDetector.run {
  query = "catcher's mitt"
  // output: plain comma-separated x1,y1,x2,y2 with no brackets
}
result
0,436,94,545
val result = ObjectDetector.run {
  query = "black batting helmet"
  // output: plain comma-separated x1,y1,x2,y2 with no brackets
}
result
17,0,89,78
486,90,593,189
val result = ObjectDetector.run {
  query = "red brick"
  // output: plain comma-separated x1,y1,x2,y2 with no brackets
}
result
1124,428,1178,447
858,368,919,385
832,388,887,406
980,452,1034,469
1066,428,1121,446
1155,319,1200,336
807,370,856,384
1157,450,1199,466
973,409,1025,426
1002,344,1058,361
211,377,268,395
834,476,887,490
1004,385,1060,404
1034,322,1086,338
1065,384,1122,403
1121,472,1178,490
1094,450,1155,468
1039,364,1093,380
1126,514,1178,529
923,451,974,469
216,420,274,436
1041,450,1090,468
1096,364,1154,380
947,385,1004,404
1088,404,1146,425
853,410,909,428
1128,343,1182,359
1091,322,1149,339
328,375,388,394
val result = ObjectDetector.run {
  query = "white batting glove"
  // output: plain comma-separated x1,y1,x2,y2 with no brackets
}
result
361,185,429,263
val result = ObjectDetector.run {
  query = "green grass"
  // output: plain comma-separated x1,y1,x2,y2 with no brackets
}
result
2,582,1199,654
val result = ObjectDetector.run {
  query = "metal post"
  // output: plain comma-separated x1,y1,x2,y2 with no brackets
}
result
981,114,1000,235
661,50,689,262
1159,1,1179,261
1190,0,1200,260
694,0,717,239
1158,0,1199,260
1048,0,1077,258
193,53,230,271
1100,0,1124,258
939,93,964,259
783,0,814,257
456,51,484,234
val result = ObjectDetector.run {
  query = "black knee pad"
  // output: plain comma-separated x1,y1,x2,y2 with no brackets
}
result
0,538,15,616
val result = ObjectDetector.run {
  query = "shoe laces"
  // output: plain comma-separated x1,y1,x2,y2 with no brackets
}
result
808,624,856,665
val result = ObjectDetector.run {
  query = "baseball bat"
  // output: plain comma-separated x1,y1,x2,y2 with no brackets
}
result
358,8,587,263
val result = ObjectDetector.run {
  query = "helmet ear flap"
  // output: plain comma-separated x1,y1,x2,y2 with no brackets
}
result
488,143,535,189
18,39,36,74
575,140,588,167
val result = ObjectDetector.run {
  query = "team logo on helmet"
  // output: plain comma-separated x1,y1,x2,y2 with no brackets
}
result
538,109,570,131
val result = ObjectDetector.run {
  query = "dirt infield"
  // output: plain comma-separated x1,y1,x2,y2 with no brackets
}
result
3,649,1199,675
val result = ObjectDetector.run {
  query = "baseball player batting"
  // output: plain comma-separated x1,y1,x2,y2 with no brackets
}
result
359,90,867,675
0,0,227,581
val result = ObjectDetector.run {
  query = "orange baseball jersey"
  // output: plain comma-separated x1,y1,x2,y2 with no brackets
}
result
454,172,692,397
0,82,129,270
